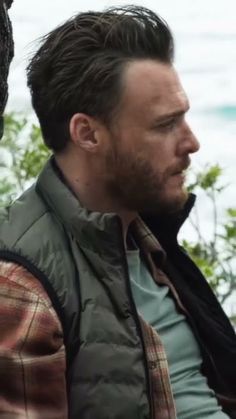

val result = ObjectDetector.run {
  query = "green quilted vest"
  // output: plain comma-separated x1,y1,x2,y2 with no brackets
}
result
0,159,151,419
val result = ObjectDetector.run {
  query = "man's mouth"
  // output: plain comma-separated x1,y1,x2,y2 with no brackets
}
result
173,159,191,176
174,169,187,176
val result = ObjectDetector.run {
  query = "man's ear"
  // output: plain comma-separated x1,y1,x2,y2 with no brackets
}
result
69,113,100,153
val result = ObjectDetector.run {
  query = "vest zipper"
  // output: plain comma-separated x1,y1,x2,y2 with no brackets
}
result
117,219,154,419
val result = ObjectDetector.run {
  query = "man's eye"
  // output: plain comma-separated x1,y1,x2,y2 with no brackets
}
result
158,119,176,131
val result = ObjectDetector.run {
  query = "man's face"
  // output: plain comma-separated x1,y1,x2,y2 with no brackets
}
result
102,60,200,215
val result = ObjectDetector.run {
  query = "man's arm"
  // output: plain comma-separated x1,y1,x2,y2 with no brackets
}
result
0,261,68,418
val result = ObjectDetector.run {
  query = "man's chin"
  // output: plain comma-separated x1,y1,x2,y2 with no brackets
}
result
143,189,189,215
162,189,189,214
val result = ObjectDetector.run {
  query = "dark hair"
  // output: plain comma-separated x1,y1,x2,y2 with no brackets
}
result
27,5,174,152
0,0,14,138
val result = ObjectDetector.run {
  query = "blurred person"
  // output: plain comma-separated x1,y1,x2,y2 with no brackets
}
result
0,5,235,419
0,0,14,138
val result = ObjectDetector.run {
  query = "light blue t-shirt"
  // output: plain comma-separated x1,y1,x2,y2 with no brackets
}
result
127,249,229,419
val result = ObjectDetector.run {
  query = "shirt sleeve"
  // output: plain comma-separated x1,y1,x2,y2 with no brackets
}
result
0,260,68,419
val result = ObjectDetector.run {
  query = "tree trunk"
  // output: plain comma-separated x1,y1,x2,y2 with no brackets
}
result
0,0,14,137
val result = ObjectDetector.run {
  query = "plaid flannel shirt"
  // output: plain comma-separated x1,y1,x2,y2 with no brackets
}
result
0,217,192,418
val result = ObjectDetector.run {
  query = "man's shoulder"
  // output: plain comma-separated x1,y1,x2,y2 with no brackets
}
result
0,184,48,223
0,184,62,251
0,259,54,308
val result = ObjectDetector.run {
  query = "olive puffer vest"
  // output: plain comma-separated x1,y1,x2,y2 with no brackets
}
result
0,160,151,419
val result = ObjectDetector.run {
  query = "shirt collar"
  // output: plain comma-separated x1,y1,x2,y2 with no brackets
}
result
130,216,166,267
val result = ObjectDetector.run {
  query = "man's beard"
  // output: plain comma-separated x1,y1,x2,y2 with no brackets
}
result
104,147,189,215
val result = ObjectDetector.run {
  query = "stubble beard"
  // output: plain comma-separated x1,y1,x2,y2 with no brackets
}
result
104,147,189,215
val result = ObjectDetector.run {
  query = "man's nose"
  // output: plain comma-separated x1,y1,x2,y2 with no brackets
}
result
178,122,200,155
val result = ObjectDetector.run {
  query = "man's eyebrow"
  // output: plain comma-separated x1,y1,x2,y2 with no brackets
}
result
154,104,190,123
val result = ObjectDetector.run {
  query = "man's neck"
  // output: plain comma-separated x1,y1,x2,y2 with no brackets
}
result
55,155,137,245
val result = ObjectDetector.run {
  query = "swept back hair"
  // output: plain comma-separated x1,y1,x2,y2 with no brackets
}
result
27,5,174,152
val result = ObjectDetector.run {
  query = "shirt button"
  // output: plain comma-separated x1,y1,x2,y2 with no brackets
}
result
148,360,157,370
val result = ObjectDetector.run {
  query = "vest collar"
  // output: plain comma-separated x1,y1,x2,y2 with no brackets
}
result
37,158,196,251
36,158,124,254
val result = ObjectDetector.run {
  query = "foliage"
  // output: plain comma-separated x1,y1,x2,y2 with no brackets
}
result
184,164,236,314
0,113,50,205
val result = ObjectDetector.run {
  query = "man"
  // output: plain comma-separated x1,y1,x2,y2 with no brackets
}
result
0,0,14,138
0,5,235,419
